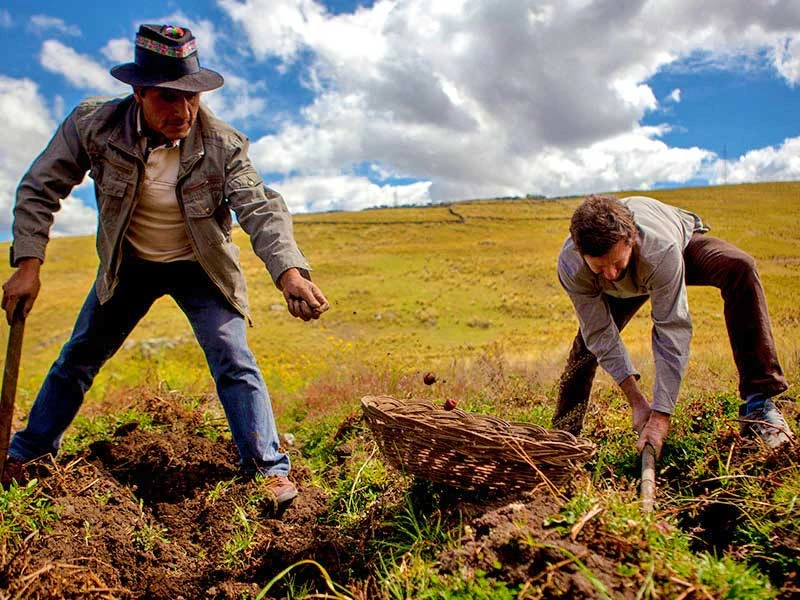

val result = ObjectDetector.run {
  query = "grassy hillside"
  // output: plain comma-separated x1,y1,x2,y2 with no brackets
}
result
3,182,799,421
0,181,798,598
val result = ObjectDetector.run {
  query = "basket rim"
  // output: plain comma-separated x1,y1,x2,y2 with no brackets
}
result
362,394,594,440
361,394,596,469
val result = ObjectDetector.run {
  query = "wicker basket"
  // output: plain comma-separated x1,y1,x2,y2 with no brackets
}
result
361,395,596,493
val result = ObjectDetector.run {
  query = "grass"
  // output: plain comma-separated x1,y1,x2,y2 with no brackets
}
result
58,406,156,456
222,505,259,570
131,498,170,553
0,479,58,551
0,182,799,597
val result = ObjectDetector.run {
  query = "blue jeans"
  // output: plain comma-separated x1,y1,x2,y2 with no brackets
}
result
9,257,290,477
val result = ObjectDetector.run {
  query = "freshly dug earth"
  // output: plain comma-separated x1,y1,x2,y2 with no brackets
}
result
438,494,639,599
0,396,351,600
5,392,789,599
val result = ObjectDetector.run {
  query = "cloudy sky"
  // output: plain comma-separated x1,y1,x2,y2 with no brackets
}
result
1,0,800,239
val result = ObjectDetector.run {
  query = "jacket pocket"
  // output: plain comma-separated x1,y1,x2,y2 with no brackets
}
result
102,179,128,198
91,158,133,208
182,181,229,246
90,156,135,192
94,174,131,225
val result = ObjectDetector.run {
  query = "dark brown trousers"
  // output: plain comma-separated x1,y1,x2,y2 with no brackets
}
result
552,233,788,435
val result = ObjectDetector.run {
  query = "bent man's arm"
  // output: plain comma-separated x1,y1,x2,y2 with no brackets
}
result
223,135,311,286
620,375,652,434
12,107,89,266
223,132,329,320
5,107,89,323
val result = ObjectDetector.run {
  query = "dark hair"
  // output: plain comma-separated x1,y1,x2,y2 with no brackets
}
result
569,195,637,257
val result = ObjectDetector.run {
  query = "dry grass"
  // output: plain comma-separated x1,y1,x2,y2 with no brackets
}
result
1,181,798,421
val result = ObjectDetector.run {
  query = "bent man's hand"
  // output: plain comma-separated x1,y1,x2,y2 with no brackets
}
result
278,268,330,321
1,258,42,325
636,410,671,459
619,375,652,434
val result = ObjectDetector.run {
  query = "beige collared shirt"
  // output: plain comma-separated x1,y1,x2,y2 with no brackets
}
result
125,109,195,262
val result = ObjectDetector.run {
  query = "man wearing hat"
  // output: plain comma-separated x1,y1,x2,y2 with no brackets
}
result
0,24,327,506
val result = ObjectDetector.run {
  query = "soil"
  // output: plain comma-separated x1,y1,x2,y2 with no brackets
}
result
438,494,639,599
0,393,796,599
0,395,357,600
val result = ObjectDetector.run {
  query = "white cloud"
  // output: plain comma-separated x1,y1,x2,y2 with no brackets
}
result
217,0,328,62
0,78,55,155
228,0,798,201
713,137,800,185
774,37,800,86
52,95,65,120
271,174,432,213
0,77,56,237
101,38,133,64
28,15,81,37
4,0,800,241
0,10,12,28
39,40,128,94
0,77,97,240
202,73,268,125
52,188,97,238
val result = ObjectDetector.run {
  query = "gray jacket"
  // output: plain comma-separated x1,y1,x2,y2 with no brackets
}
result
558,196,708,414
11,95,310,319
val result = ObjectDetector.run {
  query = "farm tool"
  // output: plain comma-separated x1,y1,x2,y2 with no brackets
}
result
0,303,26,478
640,442,656,512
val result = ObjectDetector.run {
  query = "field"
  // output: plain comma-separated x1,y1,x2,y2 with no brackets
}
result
0,182,798,598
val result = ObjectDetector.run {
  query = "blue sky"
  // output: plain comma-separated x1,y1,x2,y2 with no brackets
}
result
1,1,800,239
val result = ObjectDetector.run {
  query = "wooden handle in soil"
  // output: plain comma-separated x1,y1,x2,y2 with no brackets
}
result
0,304,26,477
640,443,656,513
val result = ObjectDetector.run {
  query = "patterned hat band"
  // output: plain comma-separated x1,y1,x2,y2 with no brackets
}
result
111,24,224,92
136,34,197,59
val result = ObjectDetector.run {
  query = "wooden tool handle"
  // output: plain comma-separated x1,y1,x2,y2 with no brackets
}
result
640,443,657,513
0,304,26,476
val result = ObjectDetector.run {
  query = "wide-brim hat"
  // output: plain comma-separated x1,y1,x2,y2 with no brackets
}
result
111,24,223,92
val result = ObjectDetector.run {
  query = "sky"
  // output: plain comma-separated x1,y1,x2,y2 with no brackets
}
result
1,0,800,239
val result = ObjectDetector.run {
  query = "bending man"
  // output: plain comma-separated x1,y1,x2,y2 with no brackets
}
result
554,195,794,455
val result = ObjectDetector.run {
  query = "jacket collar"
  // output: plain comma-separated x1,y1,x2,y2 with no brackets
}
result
180,107,205,172
107,96,145,160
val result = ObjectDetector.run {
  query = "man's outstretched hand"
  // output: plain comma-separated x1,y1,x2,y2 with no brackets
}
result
636,410,671,458
278,268,330,321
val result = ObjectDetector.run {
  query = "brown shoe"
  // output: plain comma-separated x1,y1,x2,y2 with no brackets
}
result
1,457,28,489
258,475,298,506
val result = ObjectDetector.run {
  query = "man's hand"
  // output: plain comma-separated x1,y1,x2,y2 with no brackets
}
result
619,375,652,434
636,410,671,458
1,258,42,325
277,268,330,321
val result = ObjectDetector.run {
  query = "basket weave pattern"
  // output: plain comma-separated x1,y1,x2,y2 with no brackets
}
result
361,395,596,493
